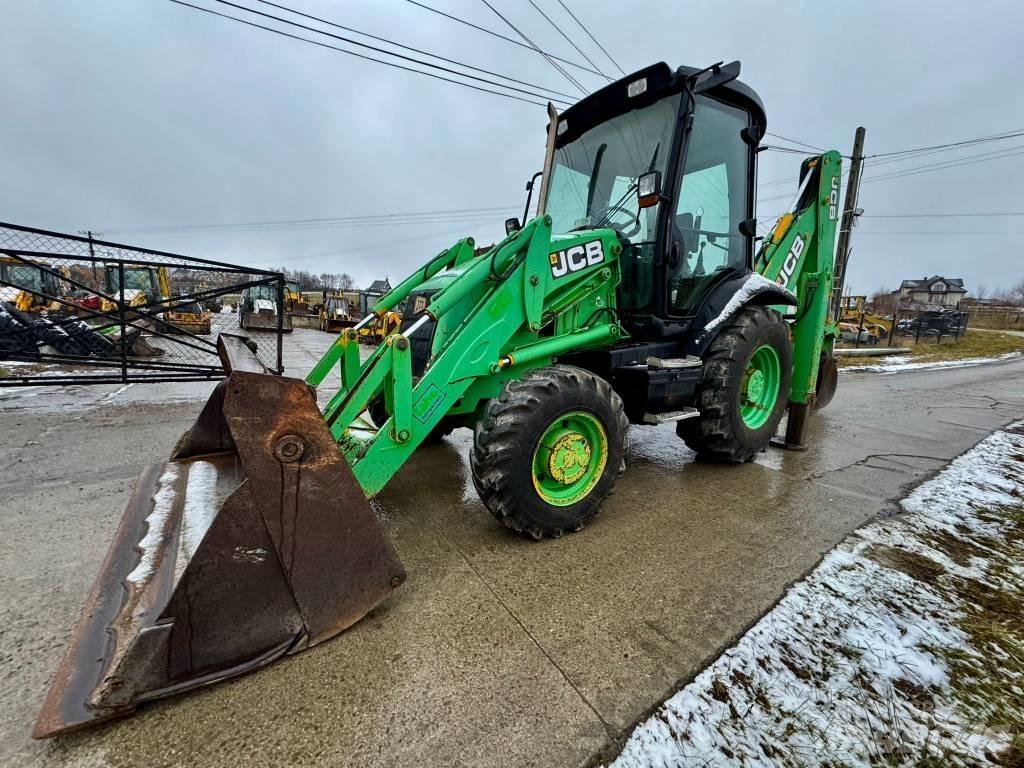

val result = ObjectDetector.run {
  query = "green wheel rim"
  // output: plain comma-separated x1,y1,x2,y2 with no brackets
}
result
740,345,781,429
532,411,608,506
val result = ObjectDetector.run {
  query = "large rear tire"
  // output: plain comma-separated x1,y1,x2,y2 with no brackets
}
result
470,365,628,540
678,306,792,462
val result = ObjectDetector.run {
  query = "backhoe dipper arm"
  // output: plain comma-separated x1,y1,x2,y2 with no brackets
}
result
755,150,841,408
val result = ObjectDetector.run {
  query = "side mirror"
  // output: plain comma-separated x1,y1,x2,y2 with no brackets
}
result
738,218,758,238
505,217,522,236
638,171,662,209
741,125,764,145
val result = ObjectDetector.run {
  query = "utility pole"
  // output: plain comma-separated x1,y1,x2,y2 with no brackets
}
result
832,126,865,323
78,229,103,285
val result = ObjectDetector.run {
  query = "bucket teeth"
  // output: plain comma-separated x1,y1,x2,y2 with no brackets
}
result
35,347,404,738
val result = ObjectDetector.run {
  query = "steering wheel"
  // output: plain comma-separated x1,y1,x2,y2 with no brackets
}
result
591,205,642,239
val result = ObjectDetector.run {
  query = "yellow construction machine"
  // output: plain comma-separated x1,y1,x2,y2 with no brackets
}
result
0,256,65,312
102,264,212,335
357,309,401,344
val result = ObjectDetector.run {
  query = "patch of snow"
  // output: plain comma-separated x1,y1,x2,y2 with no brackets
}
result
232,546,268,563
842,350,1023,374
700,273,795,339
611,423,1024,768
125,465,181,585
100,383,133,402
175,460,224,584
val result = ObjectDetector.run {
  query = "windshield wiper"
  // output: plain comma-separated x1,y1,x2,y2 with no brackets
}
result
591,142,661,230
584,143,607,221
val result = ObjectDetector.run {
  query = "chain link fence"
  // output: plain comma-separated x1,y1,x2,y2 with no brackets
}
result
0,222,286,386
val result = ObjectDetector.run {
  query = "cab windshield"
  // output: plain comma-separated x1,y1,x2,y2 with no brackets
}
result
249,284,278,301
108,267,158,295
2,263,48,293
546,94,680,245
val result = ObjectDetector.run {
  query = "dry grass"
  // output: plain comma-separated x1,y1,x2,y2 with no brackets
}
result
837,329,1024,368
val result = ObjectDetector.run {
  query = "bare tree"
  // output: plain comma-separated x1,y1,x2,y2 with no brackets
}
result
1011,278,1024,306
870,286,895,314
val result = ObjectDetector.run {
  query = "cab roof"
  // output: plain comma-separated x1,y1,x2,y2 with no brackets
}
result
554,62,766,147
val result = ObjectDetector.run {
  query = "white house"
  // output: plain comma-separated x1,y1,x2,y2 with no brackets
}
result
894,276,968,308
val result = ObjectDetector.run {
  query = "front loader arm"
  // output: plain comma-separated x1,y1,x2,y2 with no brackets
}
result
308,215,623,497
755,150,842,406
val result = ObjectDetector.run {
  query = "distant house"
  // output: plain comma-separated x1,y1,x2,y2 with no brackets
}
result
893,276,967,308
365,278,391,296
359,278,392,315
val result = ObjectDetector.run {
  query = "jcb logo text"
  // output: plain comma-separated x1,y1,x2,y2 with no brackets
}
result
550,241,604,279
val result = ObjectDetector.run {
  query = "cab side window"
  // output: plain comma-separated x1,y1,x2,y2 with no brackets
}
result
669,96,752,314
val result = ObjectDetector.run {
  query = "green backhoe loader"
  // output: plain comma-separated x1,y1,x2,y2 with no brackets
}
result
36,61,855,737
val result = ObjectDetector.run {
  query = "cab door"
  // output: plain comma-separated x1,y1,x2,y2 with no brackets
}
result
664,94,755,317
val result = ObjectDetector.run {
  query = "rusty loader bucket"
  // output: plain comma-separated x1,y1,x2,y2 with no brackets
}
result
34,335,404,738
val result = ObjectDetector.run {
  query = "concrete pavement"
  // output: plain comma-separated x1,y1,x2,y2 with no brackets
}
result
2,332,1023,767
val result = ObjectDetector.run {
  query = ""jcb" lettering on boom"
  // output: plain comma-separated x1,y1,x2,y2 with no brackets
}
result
549,241,604,279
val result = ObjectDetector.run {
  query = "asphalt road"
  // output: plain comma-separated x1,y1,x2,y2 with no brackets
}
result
2,332,1023,768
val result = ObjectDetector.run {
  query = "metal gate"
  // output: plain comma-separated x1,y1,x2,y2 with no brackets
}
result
0,222,286,386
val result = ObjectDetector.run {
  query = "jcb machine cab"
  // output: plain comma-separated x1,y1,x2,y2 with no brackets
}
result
37,61,849,737
102,264,212,335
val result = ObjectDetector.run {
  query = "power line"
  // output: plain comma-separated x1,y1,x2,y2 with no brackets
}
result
526,0,610,82
758,129,1024,190
759,145,833,157
760,128,1024,180
168,1,555,106
866,128,1024,159
757,142,1024,202
863,211,1024,219
765,132,825,152
402,0,606,79
105,205,521,234
203,0,572,104
862,143,1024,184
855,230,1024,235
552,0,626,77
478,0,587,95
250,0,577,100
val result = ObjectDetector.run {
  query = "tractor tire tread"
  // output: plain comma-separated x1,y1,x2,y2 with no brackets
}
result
470,365,627,540
679,306,792,463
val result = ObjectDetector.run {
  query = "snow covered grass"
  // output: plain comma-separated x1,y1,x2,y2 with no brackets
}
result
839,330,1024,374
610,421,1024,768
840,350,1023,374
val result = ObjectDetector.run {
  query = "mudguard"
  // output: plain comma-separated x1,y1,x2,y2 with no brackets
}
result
682,272,797,357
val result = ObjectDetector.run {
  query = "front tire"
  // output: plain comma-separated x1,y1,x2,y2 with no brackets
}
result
470,365,628,540
678,306,792,462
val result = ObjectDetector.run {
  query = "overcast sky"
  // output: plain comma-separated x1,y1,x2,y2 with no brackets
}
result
3,0,1022,297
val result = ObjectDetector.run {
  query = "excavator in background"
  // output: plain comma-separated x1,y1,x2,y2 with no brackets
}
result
357,308,401,343
0,257,166,360
0,256,65,313
318,292,358,332
101,264,212,335
837,294,889,344
284,279,309,313
36,61,860,738
238,282,293,332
